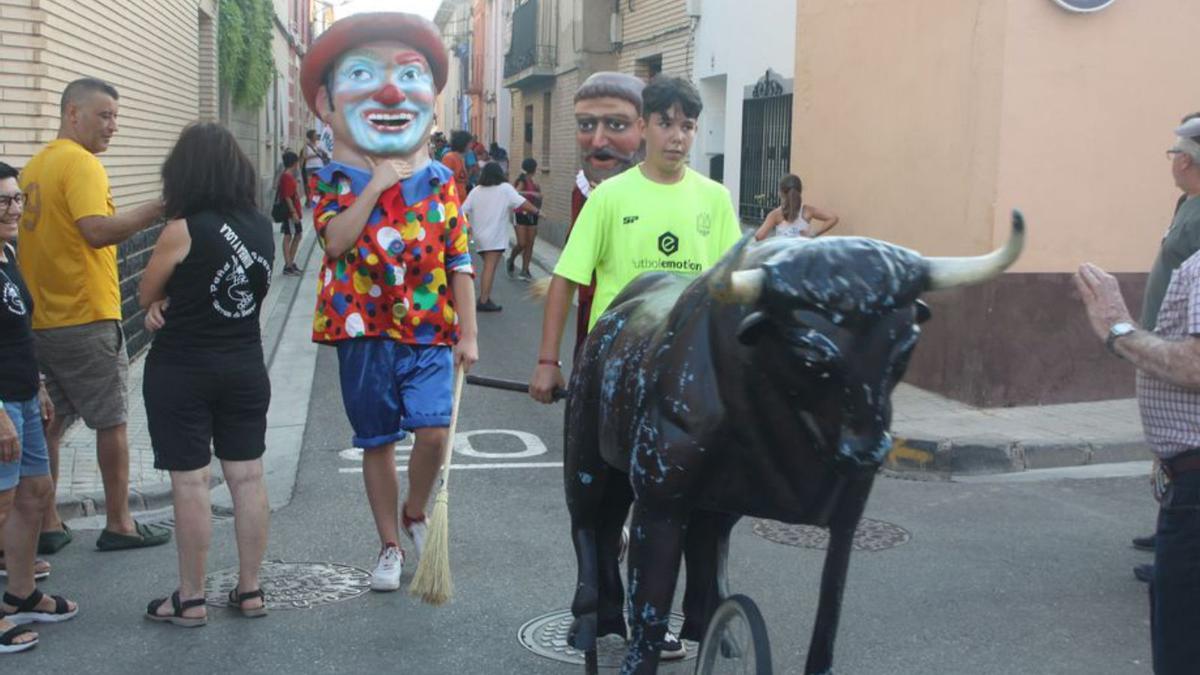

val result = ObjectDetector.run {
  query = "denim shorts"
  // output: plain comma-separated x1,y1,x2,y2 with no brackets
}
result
0,397,52,491
335,340,453,449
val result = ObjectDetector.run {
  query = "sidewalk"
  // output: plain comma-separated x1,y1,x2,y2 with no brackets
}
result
55,223,322,521
517,229,1149,477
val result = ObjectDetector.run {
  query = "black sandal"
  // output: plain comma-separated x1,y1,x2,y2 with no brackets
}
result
145,591,207,628
2,589,77,624
227,587,268,618
0,622,37,654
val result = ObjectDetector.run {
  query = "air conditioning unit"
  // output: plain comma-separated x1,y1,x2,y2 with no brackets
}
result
685,0,701,18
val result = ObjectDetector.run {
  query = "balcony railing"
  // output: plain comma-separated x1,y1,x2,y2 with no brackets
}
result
504,45,556,79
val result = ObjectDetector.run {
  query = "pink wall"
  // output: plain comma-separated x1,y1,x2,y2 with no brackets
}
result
793,0,1200,273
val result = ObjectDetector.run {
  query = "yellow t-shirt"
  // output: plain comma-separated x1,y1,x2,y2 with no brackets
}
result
555,166,743,329
18,139,119,329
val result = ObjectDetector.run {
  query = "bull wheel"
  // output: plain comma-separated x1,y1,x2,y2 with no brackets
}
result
694,595,772,675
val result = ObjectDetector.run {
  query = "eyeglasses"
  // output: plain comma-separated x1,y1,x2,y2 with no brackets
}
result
1167,149,1183,159
0,194,24,212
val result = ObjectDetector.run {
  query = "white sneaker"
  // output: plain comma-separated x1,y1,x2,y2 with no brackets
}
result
403,511,428,560
370,545,404,592
661,631,687,660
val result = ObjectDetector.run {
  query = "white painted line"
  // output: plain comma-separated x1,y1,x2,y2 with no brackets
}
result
338,461,563,474
954,460,1153,484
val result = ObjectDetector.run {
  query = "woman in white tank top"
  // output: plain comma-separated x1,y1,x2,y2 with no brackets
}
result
754,173,839,241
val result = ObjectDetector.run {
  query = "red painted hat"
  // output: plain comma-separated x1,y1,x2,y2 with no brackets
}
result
301,12,448,114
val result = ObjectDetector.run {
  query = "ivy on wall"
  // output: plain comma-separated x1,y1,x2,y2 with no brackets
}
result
219,0,275,109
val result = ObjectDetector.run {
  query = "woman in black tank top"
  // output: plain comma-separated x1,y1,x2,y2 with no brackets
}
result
139,123,275,625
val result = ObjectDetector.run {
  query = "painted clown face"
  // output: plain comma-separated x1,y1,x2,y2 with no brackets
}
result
575,96,644,186
323,41,436,159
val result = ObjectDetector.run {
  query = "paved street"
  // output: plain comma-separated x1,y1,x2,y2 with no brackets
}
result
6,259,1160,674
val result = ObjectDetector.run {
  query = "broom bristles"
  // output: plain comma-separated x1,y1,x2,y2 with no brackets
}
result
409,487,453,605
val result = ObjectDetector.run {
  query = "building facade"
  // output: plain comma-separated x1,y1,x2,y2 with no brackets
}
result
792,0,1200,405
0,0,313,354
435,0,511,162
690,0,796,226
501,0,696,247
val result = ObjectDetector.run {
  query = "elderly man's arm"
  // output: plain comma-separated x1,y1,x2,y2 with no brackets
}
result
1113,332,1200,389
1075,261,1200,389
76,200,164,248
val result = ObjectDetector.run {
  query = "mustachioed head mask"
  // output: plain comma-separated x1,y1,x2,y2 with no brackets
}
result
574,72,646,186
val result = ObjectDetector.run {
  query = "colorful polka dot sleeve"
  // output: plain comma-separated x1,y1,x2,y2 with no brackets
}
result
311,168,475,346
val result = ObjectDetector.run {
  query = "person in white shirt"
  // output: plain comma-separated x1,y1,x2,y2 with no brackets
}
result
461,162,538,312
754,173,838,240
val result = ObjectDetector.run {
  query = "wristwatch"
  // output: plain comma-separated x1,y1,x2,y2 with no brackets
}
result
1106,322,1136,353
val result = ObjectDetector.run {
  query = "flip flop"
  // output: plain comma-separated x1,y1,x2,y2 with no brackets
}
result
36,525,71,555
95,521,172,552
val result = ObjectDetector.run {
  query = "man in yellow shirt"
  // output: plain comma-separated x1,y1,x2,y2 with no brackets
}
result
530,75,742,401
17,78,169,552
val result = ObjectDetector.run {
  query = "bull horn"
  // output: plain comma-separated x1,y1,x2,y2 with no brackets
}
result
726,269,766,303
926,210,1025,291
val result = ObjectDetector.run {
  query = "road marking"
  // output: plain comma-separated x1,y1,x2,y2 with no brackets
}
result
338,429,547,465
338,461,563,474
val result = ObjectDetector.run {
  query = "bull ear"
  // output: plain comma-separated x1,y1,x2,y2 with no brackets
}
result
736,311,772,345
915,300,932,324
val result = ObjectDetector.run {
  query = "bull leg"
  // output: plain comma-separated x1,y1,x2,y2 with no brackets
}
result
680,510,740,641
805,473,876,675
620,502,688,675
565,384,610,652
596,473,634,639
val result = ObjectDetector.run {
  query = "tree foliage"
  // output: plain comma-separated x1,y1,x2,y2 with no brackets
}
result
219,0,275,109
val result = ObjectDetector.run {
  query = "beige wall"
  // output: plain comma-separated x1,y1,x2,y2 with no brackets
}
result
616,0,692,77
792,0,1200,273
0,0,216,208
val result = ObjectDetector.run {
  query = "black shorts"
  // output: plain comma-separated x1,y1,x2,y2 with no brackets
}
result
515,211,539,227
280,219,302,236
144,351,271,471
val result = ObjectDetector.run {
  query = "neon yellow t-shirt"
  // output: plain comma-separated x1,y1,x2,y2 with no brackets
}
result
17,139,119,329
555,166,742,329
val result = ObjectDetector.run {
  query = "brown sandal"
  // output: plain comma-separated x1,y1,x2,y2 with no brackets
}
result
227,587,267,618
145,591,207,628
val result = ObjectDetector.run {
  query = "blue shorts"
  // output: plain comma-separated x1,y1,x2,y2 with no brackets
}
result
0,397,52,491
335,340,453,448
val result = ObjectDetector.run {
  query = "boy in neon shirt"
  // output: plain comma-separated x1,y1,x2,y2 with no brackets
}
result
530,75,741,402
300,12,477,591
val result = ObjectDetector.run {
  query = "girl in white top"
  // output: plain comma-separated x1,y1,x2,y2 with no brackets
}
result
754,173,839,241
461,162,539,312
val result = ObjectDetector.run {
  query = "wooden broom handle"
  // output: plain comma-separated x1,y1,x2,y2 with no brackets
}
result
439,365,466,491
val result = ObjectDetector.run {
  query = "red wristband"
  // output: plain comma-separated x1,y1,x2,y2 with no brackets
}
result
538,359,562,368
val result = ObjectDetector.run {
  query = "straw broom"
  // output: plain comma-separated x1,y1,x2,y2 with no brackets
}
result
409,365,465,605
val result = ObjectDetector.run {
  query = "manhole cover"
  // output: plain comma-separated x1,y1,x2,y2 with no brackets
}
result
752,518,911,551
518,609,696,666
205,560,371,610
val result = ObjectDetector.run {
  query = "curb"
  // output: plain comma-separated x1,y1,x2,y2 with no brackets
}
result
56,234,320,522
885,435,1152,478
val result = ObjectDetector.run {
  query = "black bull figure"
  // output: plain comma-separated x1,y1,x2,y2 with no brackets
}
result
563,213,1025,674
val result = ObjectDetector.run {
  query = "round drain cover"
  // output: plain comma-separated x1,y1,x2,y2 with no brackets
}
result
205,560,371,610
752,518,911,552
518,609,696,666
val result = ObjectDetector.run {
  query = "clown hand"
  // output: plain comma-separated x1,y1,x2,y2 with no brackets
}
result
364,155,404,193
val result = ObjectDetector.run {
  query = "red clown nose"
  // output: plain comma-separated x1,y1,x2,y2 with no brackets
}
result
373,84,405,105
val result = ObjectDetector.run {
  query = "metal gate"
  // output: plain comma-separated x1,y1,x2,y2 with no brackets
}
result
738,69,793,225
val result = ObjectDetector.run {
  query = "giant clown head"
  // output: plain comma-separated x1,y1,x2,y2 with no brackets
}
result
574,72,646,186
301,13,448,164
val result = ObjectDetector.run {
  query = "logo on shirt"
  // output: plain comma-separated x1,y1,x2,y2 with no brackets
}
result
696,213,711,237
658,232,679,256
210,224,270,319
2,279,26,316
623,215,639,225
